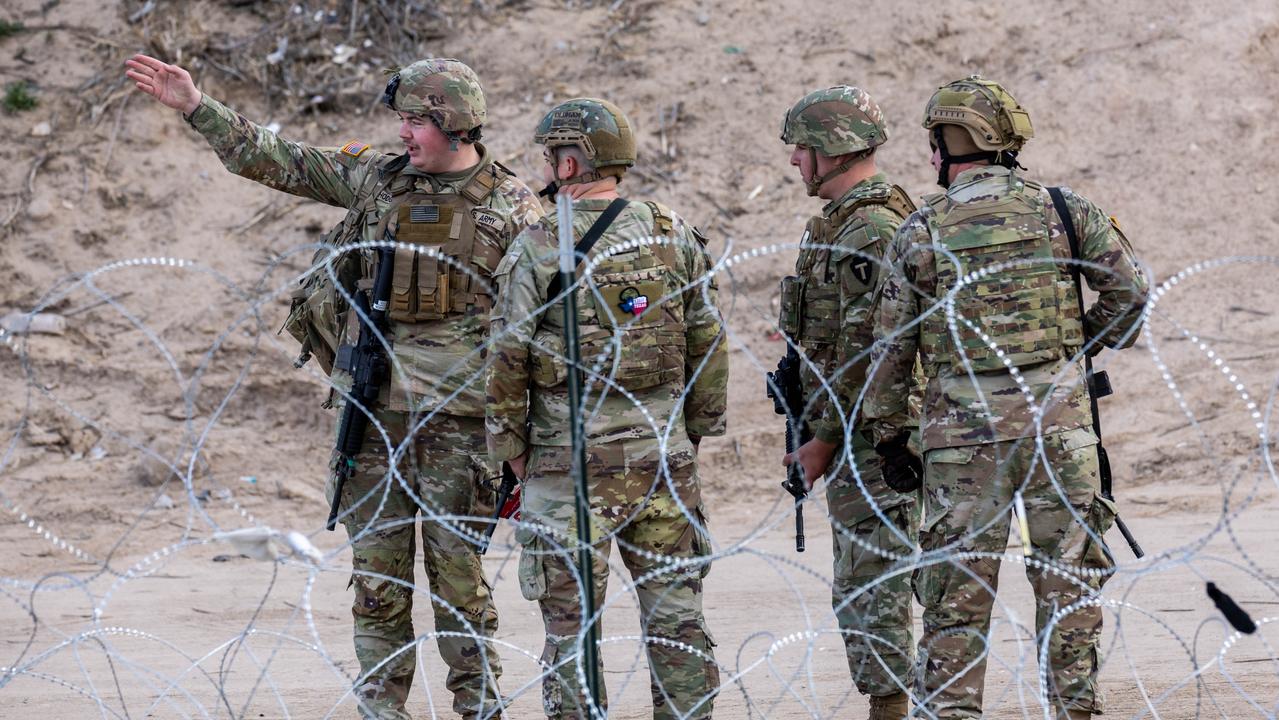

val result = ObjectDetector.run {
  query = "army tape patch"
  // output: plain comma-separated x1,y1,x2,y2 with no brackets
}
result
340,140,370,159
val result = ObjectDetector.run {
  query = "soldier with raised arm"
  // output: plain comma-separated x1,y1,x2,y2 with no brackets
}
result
126,54,543,720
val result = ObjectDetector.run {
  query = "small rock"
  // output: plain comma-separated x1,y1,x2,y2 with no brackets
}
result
90,446,108,460
696,11,710,25
25,196,54,221
214,487,233,501
155,493,175,509
133,453,178,487
31,121,52,137
68,427,99,456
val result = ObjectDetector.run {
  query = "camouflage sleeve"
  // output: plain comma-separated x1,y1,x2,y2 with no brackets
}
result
485,226,551,461
1064,190,1149,350
863,217,929,446
679,227,728,439
810,222,882,445
186,94,371,208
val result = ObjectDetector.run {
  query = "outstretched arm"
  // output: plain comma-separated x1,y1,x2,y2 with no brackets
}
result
124,54,370,208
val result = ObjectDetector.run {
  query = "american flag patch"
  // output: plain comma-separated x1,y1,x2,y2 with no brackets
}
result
410,205,440,223
340,140,370,158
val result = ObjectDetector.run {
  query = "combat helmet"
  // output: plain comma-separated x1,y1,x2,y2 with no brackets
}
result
781,86,888,196
382,58,486,148
923,75,1033,186
533,98,636,196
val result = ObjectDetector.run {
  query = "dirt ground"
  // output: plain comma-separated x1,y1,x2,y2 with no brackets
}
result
2,0,1278,718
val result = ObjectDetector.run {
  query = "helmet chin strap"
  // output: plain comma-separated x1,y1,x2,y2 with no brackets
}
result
932,127,1025,188
933,127,998,188
805,147,860,197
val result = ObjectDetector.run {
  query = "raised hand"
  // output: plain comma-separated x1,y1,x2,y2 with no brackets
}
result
125,54,201,115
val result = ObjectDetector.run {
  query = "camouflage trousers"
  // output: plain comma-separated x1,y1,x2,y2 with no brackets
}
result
826,444,918,699
328,409,503,720
517,441,719,720
915,427,1116,719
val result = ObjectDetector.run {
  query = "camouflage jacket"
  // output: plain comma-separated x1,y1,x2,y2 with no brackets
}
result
864,166,1148,449
782,174,917,446
187,94,544,416
486,198,729,462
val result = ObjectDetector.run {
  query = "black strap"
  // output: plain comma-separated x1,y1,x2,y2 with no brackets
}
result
1048,186,1109,459
546,198,630,301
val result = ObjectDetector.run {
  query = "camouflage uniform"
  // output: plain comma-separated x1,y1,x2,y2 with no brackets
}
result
186,58,544,719
779,87,920,710
864,77,1148,720
487,100,728,715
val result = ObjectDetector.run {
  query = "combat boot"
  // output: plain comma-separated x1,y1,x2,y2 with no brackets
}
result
868,691,908,720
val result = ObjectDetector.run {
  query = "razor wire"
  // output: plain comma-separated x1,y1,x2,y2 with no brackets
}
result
1,228,1277,720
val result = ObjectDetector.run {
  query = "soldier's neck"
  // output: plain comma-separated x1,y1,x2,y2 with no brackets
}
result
439,144,481,173
560,178,620,201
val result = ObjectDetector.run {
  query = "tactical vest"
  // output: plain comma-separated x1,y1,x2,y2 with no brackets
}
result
530,202,692,392
282,154,511,371
778,184,915,346
282,154,409,373
370,161,511,322
916,175,1084,375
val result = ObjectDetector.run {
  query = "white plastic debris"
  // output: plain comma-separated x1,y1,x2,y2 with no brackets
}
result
31,121,52,137
1,312,66,335
266,37,289,65
212,527,323,565
332,44,357,64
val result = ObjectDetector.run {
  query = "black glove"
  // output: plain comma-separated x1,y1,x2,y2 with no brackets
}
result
875,433,923,493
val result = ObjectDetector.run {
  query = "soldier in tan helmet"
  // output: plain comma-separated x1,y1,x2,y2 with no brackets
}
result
125,54,544,719
775,85,922,720
863,75,1149,719
486,98,728,719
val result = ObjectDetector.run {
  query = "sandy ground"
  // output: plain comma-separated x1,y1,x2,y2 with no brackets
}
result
2,0,1279,717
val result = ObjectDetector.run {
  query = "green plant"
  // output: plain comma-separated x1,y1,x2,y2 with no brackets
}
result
3,81,37,113
0,20,24,39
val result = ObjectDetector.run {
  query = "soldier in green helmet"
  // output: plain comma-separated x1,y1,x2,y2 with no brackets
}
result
126,53,545,719
775,85,921,720
486,97,728,719
863,75,1149,719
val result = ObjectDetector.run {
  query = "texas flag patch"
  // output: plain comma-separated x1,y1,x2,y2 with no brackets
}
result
340,140,370,159
617,287,649,316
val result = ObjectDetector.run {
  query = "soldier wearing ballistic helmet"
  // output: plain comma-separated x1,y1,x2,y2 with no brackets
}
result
486,98,728,719
775,85,920,720
126,54,543,719
863,75,1149,719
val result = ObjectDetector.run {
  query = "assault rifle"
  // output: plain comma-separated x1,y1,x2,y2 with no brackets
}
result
326,244,396,531
479,462,520,555
767,343,809,552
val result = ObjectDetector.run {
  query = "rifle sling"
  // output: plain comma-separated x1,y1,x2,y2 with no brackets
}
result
1047,186,1110,482
546,198,630,301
